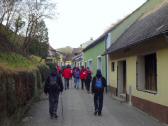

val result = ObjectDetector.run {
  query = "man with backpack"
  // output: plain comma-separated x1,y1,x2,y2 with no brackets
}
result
44,67,63,119
91,69,107,116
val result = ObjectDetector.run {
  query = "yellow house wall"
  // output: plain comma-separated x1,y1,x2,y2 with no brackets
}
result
109,60,117,88
109,48,168,107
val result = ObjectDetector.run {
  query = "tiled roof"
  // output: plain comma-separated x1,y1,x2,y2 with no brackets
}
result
107,1,168,54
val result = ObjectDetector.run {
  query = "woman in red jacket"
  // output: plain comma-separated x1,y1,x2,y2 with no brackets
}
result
63,65,72,90
80,66,87,90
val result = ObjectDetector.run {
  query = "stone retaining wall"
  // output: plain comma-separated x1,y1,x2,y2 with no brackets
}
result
0,65,49,126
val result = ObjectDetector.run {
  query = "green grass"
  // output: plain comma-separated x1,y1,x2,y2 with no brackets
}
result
0,52,45,70
0,25,46,71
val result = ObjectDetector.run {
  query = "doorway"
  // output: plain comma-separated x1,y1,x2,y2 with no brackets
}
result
117,60,127,96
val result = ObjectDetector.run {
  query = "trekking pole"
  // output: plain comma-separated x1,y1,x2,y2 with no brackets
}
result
60,93,64,125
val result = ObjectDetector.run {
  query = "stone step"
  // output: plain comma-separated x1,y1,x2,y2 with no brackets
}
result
120,93,126,100
112,95,126,103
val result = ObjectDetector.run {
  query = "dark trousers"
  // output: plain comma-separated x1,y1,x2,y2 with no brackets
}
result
85,79,91,92
49,93,59,116
64,78,69,89
81,79,85,89
94,93,103,113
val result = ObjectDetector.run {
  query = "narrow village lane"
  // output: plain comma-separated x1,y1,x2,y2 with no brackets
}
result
21,81,165,126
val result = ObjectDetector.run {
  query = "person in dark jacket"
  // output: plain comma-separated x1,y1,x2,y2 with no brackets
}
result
44,67,63,119
91,69,107,116
85,67,92,93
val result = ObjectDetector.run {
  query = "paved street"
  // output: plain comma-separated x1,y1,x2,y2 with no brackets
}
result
21,82,165,126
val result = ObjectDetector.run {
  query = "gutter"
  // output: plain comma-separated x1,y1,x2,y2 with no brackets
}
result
104,32,166,55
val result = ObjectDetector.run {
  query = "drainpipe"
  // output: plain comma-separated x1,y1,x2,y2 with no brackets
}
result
128,85,132,105
104,34,109,91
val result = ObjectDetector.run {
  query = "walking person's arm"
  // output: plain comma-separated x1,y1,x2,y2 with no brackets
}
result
58,75,64,93
91,77,95,94
44,76,50,95
102,77,107,94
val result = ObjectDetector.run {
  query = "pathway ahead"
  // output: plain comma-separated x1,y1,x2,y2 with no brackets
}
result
21,84,165,126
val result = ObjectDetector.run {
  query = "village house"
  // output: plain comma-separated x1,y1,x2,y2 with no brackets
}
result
46,46,65,66
83,33,107,79
72,48,83,67
72,53,83,67
106,0,168,124
83,0,161,86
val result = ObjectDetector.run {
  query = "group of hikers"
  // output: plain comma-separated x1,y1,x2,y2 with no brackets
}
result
72,66,92,92
44,64,107,119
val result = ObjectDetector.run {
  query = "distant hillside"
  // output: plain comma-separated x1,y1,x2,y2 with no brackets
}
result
57,46,73,55
57,46,82,61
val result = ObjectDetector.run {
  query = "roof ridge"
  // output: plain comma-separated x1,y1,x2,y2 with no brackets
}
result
83,0,149,52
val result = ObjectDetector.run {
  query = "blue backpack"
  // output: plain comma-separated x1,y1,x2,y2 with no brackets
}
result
95,78,103,89
75,70,80,78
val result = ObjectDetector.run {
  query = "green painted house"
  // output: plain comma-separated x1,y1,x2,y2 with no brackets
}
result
83,34,107,79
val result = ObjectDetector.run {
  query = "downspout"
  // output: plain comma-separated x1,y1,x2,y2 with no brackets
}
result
104,34,108,86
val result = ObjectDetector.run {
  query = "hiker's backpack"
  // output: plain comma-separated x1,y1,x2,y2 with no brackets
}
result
87,71,92,80
75,70,80,78
95,78,103,89
49,76,59,92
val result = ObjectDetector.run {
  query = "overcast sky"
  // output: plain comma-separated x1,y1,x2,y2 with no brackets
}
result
45,0,146,49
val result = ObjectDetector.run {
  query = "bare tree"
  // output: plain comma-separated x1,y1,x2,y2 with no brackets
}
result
0,0,56,55
22,0,56,53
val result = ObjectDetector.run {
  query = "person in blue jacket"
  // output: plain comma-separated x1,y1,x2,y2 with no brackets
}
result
92,69,107,116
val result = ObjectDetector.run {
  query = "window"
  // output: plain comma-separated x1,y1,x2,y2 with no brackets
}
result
136,53,157,92
97,56,102,71
111,62,115,72
88,60,93,70
80,61,82,67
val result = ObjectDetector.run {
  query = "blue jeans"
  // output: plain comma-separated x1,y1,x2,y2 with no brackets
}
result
75,78,80,89
94,93,103,113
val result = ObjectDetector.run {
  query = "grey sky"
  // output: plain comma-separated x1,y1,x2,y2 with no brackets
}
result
45,0,146,49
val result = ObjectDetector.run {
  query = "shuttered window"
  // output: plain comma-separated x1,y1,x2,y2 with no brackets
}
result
144,53,157,91
111,62,115,72
136,53,157,92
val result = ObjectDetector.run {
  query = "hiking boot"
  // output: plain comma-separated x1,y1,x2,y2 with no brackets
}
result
54,114,58,119
94,111,97,116
98,112,102,116
50,114,54,119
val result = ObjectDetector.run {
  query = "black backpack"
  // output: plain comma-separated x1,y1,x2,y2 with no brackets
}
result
49,76,60,92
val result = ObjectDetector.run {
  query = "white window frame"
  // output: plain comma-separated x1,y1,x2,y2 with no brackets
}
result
84,61,87,68
88,59,93,71
97,56,102,72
